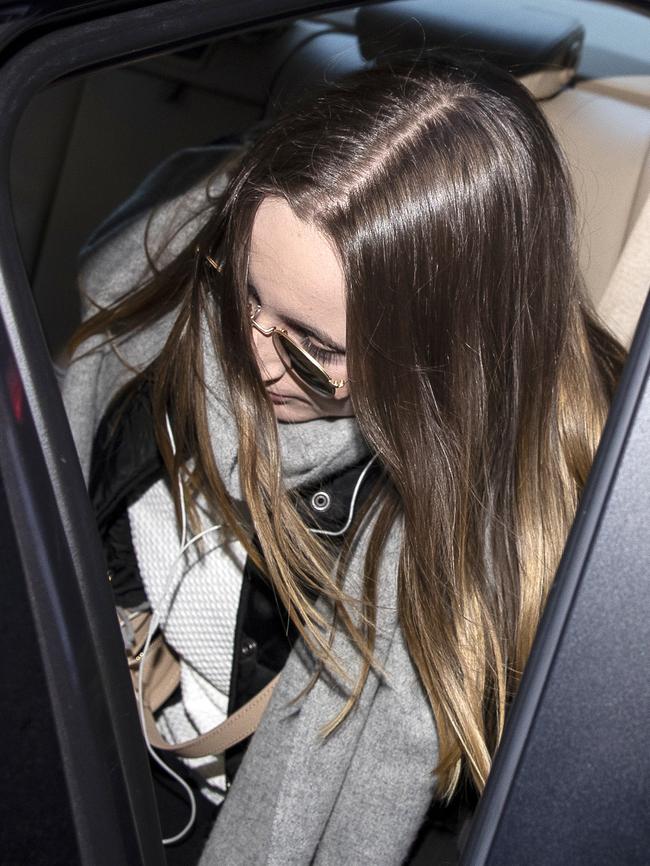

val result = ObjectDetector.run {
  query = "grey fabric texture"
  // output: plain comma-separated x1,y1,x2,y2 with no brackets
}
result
200,517,438,866
62,147,439,865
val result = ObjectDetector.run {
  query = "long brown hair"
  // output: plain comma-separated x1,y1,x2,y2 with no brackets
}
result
71,56,626,796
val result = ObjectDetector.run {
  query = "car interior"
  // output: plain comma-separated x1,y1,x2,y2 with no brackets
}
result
4,0,650,863
10,0,650,363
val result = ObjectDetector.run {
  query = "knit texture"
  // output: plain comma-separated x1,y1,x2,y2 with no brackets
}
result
128,477,244,802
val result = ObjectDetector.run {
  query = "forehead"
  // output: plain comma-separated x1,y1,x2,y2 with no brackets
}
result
248,197,346,334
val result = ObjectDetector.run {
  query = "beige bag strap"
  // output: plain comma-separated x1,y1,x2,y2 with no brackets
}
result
128,638,181,710
598,192,650,349
141,675,279,759
124,611,279,759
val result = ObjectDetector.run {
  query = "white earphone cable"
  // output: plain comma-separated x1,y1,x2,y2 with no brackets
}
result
165,412,187,549
137,610,196,845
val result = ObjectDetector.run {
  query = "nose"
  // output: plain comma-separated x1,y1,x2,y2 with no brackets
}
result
251,327,286,384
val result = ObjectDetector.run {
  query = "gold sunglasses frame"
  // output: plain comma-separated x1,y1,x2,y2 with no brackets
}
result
249,304,347,399
202,249,346,399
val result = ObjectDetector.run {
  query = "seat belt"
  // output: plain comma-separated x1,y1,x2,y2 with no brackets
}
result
598,192,650,349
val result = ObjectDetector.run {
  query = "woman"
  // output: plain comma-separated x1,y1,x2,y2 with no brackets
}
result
64,55,625,864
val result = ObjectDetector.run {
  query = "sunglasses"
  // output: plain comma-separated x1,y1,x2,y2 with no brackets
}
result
203,250,347,399
249,303,347,399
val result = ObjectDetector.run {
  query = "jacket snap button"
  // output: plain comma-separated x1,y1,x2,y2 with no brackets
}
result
241,637,257,658
311,491,331,512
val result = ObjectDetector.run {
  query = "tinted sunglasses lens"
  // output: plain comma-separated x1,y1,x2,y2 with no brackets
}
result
273,333,335,398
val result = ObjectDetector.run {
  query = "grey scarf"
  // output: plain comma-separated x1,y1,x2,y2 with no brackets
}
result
200,325,370,501
99,311,370,501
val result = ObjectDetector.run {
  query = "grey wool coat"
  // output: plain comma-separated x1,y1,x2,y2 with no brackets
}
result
62,147,439,865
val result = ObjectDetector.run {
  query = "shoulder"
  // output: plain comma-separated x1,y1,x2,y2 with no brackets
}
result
78,144,241,313
65,144,241,475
